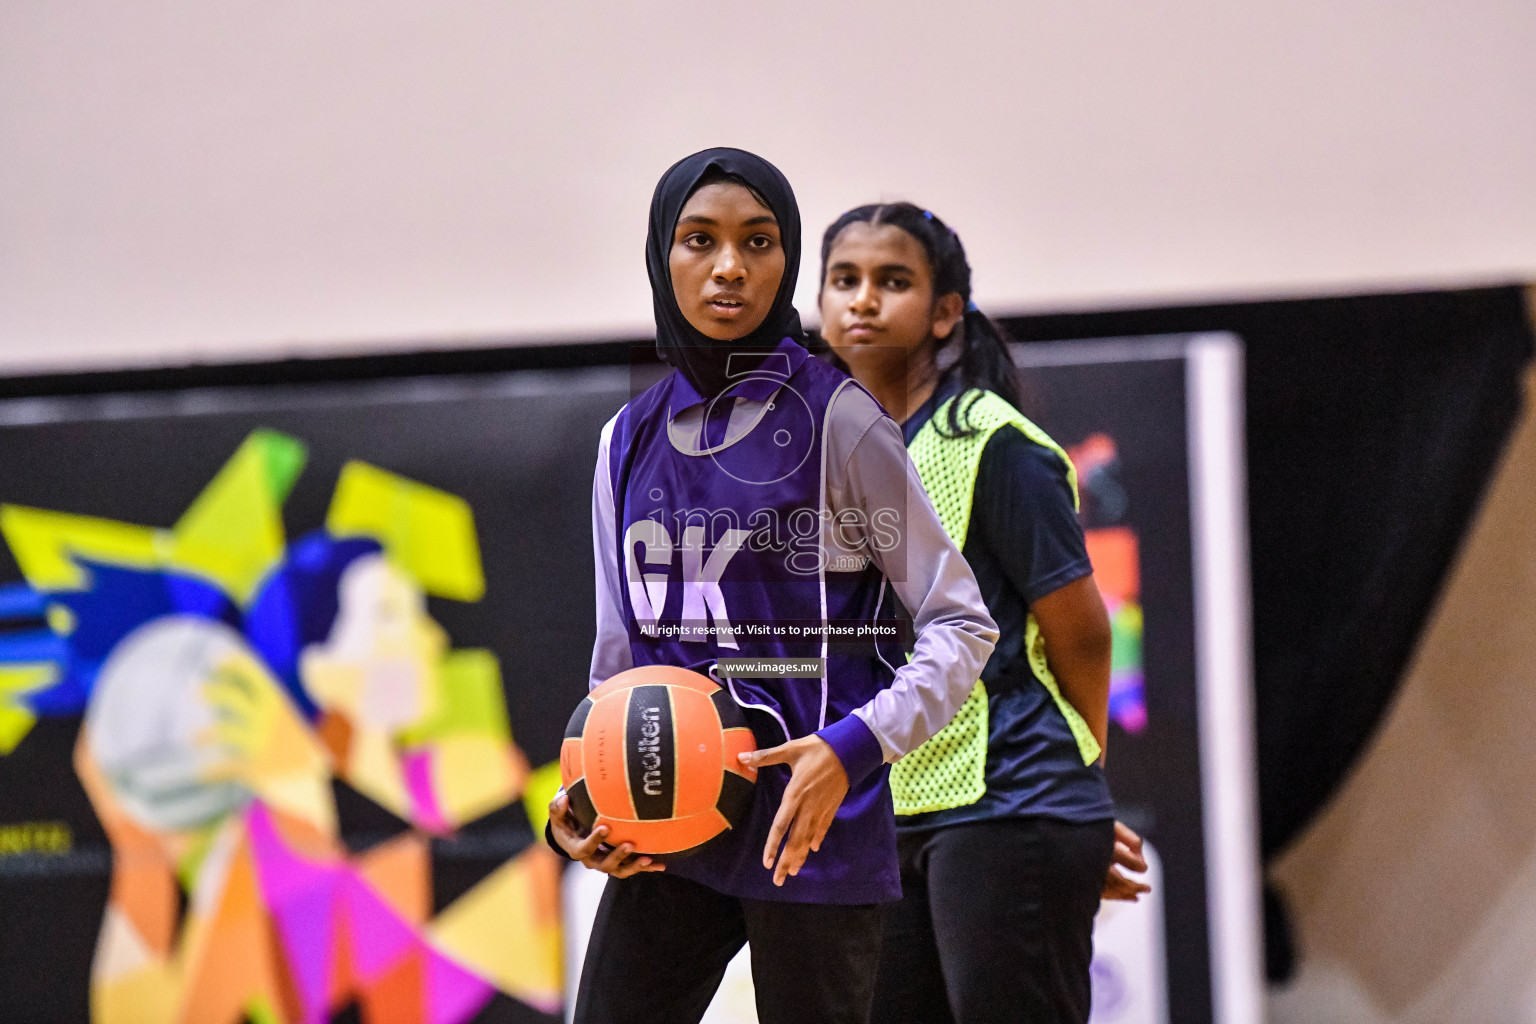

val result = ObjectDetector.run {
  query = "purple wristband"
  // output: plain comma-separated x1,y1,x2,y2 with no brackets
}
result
816,713,886,787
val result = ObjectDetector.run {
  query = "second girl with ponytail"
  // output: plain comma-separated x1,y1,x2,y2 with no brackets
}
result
817,201,1150,1024
818,202,1023,437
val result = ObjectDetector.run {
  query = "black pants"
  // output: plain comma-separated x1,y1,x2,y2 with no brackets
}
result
870,817,1116,1024
574,871,883,1024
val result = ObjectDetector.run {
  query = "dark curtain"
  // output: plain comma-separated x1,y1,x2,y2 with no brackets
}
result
1003,285,1534,976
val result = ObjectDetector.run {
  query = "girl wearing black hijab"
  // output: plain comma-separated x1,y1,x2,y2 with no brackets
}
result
547,148,998,1024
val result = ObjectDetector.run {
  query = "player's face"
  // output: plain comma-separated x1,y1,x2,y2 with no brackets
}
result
669,182,785,341
819,222,961,383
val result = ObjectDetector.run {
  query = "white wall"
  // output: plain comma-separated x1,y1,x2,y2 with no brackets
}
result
2,1,1534,373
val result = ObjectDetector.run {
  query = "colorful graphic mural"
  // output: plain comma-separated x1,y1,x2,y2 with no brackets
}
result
0,430,563,1024
1071,434,1146,735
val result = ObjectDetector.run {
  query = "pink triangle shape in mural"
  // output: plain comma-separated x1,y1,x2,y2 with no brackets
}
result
268,871,342,1024
403,749,451,835
245,801,340,908
343,873,420,982
427,950,494,1024
245,803,346,1024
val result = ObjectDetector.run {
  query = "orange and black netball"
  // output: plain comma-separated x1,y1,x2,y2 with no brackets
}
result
559,665,758,856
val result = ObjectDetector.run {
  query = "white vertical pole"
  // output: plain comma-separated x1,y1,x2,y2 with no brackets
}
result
1187,333,1266,1024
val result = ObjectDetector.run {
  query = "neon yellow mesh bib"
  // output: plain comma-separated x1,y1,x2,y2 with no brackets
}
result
890,390,1102,816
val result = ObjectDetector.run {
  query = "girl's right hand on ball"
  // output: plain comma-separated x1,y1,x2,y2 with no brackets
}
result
548,792,666,878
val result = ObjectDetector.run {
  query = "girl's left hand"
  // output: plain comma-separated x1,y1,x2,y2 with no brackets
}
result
1102,820,1152,901
739,736,849,886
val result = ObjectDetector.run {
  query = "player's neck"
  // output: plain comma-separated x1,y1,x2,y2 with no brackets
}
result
901,371,941,427
861,352,940,426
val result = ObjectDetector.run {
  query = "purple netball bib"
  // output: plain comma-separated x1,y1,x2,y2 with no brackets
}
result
608,339,902,903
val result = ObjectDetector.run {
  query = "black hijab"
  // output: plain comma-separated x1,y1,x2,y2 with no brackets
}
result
645,148,805,400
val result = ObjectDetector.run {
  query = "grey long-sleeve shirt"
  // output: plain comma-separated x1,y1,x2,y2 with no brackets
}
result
589,379,998,779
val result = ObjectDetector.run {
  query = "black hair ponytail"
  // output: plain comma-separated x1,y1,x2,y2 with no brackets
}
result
819,202,1022,437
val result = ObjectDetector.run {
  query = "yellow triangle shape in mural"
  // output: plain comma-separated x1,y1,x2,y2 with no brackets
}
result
0,506,163,591
429,846,563,1013
325,461,484,601
0,665,55,755
522,760,562,838
170,430,307,605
